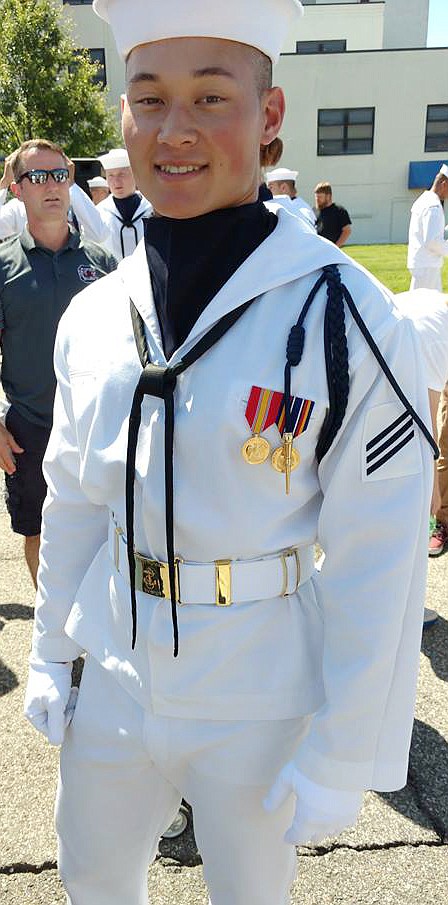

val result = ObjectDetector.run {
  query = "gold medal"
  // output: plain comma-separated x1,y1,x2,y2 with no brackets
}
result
241,434,271,465
271,442,300,482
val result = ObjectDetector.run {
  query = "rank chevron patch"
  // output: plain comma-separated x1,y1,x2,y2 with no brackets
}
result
362,403,421,482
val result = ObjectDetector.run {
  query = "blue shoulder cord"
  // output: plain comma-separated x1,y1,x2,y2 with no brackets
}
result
126,264,438,656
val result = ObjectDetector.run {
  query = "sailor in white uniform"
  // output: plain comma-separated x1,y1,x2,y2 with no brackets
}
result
24,2,436,903
407,164,448,291
266,165,316,229
86,175,110,205
76,147,153,260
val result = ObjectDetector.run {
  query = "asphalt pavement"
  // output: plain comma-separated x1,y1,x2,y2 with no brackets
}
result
0,484,447,904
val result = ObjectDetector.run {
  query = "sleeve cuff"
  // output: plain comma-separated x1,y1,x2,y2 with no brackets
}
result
32,635,85,663
294,741,408,793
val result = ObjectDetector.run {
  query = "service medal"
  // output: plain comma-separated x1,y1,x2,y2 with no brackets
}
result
271,395,315,493
271,444,300,474
241,434,271,464
242,386,283,465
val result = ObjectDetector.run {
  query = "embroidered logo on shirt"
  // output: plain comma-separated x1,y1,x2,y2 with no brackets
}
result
78,264,100,283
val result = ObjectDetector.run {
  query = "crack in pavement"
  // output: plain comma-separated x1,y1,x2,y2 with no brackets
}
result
0,861,57,876
297,837,447,858
1,837,447,877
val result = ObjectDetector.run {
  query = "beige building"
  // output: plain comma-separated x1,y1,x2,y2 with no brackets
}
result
61,0,447,243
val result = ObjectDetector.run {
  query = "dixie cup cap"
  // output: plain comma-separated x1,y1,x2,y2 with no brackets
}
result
92,0,304,64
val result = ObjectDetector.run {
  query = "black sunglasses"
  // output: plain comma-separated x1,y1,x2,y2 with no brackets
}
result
17,168,70,185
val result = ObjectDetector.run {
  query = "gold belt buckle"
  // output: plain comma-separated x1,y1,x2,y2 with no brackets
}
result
280,548,300,597
215,560,232,606
135,554,180,602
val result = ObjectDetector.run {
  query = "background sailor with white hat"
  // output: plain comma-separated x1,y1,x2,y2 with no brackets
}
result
77,146,152,259
407,163,448,291
266,165,316,228
86,174,110,205
23,1,435,903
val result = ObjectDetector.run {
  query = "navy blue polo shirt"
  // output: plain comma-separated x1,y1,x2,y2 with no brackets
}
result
0,227,116,428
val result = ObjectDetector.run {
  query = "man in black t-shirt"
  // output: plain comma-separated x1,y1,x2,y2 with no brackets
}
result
314,181,352,247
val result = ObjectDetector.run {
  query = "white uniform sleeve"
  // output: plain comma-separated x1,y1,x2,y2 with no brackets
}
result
294,316,432,792
393,290,448,391
69,183,110,246
422,206,448,257
0,190,26,239
32,326,109,663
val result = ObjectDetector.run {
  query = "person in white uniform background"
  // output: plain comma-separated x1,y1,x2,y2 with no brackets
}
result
86,175,110,205
78,147,153,260
23,1,436,904
407,164,448,291
266,165,316,228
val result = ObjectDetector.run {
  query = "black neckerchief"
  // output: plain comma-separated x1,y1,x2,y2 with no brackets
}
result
144,200,277,359
113,193,142,223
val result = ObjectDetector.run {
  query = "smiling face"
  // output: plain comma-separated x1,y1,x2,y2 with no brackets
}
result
122,37,284,219
14,147,70,226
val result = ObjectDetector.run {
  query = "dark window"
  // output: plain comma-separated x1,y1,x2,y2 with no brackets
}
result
70,48,106,88
88,48,107,88
296,40,346,54
317,107,375,156
425,105,448,153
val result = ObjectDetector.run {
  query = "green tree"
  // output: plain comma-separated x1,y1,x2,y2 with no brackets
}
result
0,0,121,157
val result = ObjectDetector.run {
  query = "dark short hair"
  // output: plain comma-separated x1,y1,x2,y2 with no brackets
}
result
260,136,283,168
251,48,273,96
11,139,68,180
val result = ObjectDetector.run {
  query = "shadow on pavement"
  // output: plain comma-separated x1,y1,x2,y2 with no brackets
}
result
378,718,448,840
0,658,18,695
0,603,34,628
421,615,448,682
0,604,34,697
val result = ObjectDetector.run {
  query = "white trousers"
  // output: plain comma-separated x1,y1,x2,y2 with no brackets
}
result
409,268,443,291
56,656,310,905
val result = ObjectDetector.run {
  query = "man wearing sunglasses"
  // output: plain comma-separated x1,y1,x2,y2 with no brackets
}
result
0,138,116,587
0,151,112,241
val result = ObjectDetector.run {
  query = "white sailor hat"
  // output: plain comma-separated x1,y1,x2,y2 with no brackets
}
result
98,148,131,170
92,0,304,64
439,164,448,178
87,176,109,189
266,167,298,183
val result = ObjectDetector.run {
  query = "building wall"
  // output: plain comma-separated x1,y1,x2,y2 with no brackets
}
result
382,0,429,49
275,48,448,243
284,2,385,52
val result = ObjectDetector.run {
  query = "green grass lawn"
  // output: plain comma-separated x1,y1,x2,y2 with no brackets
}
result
345,244,448,295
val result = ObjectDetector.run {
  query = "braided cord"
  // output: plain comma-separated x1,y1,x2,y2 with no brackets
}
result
315,266,350,462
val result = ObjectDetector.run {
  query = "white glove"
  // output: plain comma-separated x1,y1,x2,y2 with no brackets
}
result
24,660,78,746
264,762,362,845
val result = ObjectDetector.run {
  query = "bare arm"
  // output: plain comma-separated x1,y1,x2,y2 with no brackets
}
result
336,225,352,248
